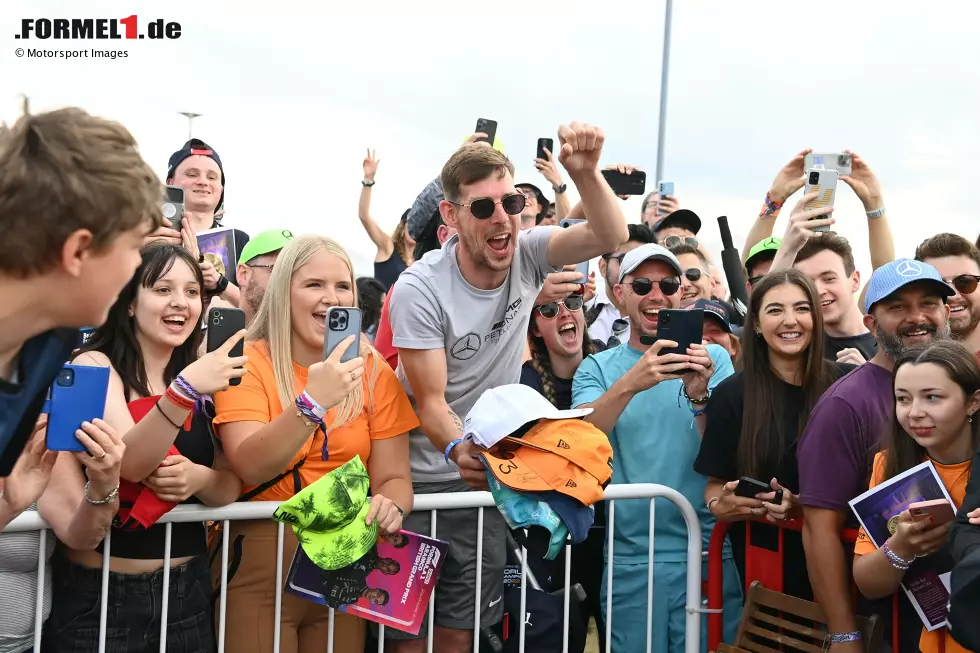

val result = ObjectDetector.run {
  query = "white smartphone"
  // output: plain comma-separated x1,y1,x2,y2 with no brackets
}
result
805,152,852,177
803,169,838,232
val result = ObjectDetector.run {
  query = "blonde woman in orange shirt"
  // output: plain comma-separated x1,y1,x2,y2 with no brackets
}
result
212,235,419,653
853,340,980,653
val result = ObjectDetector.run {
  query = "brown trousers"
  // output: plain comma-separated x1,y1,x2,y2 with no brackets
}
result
211,519,366,653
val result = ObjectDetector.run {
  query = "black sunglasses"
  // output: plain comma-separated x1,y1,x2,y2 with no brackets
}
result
948,274,980,295
683,268,703,283
628,276,681,297
747,275,764,288
535,295,585,318
450,193,526,220
601,252,626,263
664,235,700,249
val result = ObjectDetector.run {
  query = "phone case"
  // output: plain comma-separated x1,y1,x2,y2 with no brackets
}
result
658,181,674,197
559,218,586,229
908,499,956,524
324,307,362,364
803,169,838,232
163,185,184,230
734,477,771,498
536,138,553,160
206,307,246,386
573,261,590,284
601,169,647,196
656,308,704,358
46,364,110,452
804,152,852,177
475,119,497,145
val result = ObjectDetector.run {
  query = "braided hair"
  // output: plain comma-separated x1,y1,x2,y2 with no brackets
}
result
527,312,597,408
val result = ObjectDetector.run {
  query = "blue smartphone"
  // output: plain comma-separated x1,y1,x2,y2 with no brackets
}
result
323,307,362,364
44,364,110,452
657,181,674,215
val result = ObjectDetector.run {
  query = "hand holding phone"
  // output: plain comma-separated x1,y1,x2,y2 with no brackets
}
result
46,365,110,452
182,327,248,395
890,505,955,559
601,168,646,196
536,138,554,161
783,190,835,251
306,335,365,413
474,118,498,146
206,308,247,386
803,169,838,233
908,499,956,526
163,186,185,230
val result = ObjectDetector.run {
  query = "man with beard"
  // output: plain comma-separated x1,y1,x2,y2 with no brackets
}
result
586,223,655,348
389,122,627,653
234,228,294,325
798,259,954,653
916,233,980,363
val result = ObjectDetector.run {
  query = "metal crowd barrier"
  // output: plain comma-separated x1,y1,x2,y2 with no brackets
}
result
5,484,704,653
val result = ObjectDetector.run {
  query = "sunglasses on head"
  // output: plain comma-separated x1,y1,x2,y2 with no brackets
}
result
535,295,585,318
449,193,526,220
628,276,681,297
664,235,700,249
948,274,980,295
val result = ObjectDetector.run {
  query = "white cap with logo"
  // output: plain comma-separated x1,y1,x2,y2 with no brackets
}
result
617,243,684,283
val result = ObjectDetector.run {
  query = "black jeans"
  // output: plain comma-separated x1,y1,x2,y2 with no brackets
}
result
43,553,214,653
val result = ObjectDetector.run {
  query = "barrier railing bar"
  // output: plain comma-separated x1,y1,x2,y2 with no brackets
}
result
98,529,111,653
34,527,46,649
474,506,484,652
563,541,571,653
519,545,528,653
326,608,335,653
274,521,284,653
647,499,655,653
218,519,230,653
428,508,437,653
159,522,173,651
605,499,614,653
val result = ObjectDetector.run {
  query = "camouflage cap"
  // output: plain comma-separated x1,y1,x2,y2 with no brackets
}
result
273,456,378,571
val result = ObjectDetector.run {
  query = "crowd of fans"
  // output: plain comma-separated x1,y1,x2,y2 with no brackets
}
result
1,101,980,653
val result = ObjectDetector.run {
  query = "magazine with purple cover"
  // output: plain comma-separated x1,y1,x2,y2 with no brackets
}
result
848,460,955,631
196,227,237,279
286,530,448,635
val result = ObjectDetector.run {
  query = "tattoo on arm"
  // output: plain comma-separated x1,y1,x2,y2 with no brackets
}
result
449,410,463,437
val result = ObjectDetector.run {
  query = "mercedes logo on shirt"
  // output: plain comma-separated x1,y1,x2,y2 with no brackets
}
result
450,333,482,360
896,260,923,278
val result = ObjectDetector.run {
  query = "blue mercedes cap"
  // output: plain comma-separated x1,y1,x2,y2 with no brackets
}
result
864,259,955,313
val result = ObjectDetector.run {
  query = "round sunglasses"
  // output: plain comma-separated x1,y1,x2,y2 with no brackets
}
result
449,193,526,220
947,274,980,295
535,294,585,318
682,268,703,283
628,276,681,297
664,235,700,249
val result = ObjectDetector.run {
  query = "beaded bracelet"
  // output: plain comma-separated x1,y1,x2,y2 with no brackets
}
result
882,540,913,571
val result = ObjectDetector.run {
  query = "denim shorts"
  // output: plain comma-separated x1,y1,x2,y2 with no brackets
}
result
43,553,214,653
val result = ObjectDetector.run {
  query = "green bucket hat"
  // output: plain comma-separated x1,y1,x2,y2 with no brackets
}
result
273,456,378,571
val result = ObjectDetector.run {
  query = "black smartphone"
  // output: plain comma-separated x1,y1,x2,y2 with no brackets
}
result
639,308,703,373
601,169,647,196
734,476,771,498
163,185,185,230
536,138,554,160
323,307,362,363
206,307,246,386
475,118,498,145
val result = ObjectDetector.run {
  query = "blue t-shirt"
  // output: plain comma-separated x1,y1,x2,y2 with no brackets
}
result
572,343,734,564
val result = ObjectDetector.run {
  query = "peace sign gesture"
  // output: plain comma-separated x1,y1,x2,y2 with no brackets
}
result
363,149,380,182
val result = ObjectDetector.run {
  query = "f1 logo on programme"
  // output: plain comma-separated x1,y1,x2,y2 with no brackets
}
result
15,16,182,40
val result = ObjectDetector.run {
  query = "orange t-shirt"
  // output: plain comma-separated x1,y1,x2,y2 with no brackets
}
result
855,451,972,653
212,341,420,502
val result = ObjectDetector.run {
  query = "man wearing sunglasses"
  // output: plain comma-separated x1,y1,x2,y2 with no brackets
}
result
389,121,627,652
587,223,655,349
666,242,714,308
916,233,980,360
572,243,742,653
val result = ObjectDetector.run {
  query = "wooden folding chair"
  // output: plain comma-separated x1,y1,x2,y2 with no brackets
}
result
715,581,882,653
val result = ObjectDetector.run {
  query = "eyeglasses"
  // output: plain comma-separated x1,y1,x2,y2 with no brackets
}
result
664,235,700,249
535,294,585,318
449,193,526,220
601,252,627,263
628,276,681,297
947,274,980,295
748,275,764,288
247,263,275,270
682,268,703,283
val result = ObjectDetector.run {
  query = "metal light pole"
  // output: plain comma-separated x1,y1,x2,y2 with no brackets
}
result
654,0,674,185
179,111,202,140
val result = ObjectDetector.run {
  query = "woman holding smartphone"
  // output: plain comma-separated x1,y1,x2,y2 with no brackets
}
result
853,340,980,653
212,235,418,653
695,269,851,600
45,243,249,652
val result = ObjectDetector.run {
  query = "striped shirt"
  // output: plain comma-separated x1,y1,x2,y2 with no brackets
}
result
0,507,55,653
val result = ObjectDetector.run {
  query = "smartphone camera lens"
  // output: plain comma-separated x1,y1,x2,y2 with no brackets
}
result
329,310,348,330
212,318,220,325
838,154,851,166
808,171,819,185
57,369,74,387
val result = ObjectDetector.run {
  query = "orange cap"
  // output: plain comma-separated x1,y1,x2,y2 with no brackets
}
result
503,420,613,486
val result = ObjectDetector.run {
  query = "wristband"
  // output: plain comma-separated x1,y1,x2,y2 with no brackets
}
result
295,392,326,426
173,375,203,403
165,385,196,411
826,632,862,647
760,191,783,218
444,438,463,464
866,206,886,219
362,179,376,187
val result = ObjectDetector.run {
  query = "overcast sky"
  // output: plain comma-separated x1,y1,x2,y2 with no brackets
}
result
3,0,977,280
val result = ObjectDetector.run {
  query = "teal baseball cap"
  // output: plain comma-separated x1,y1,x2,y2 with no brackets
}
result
239,229,294,265
486,470,568,560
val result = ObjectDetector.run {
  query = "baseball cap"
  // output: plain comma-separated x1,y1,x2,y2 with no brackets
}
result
479,420,614,506
618,243,684,283
689,299,733,334
406,178,445,242
486,471,568,560
272,456,377,571
464,384,592,449
530,490,595,545
863,258,955,313
516,183,550,217
652,209,702,236
239,229,294,265
745,237,782,272
167,138,225,210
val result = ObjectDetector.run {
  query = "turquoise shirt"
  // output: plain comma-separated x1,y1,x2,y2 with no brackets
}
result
572,343,734,564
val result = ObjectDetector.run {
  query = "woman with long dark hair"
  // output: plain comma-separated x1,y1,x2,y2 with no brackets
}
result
853,340,980,653
695,269,852,599
45,243,247,652
520,291,606,650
